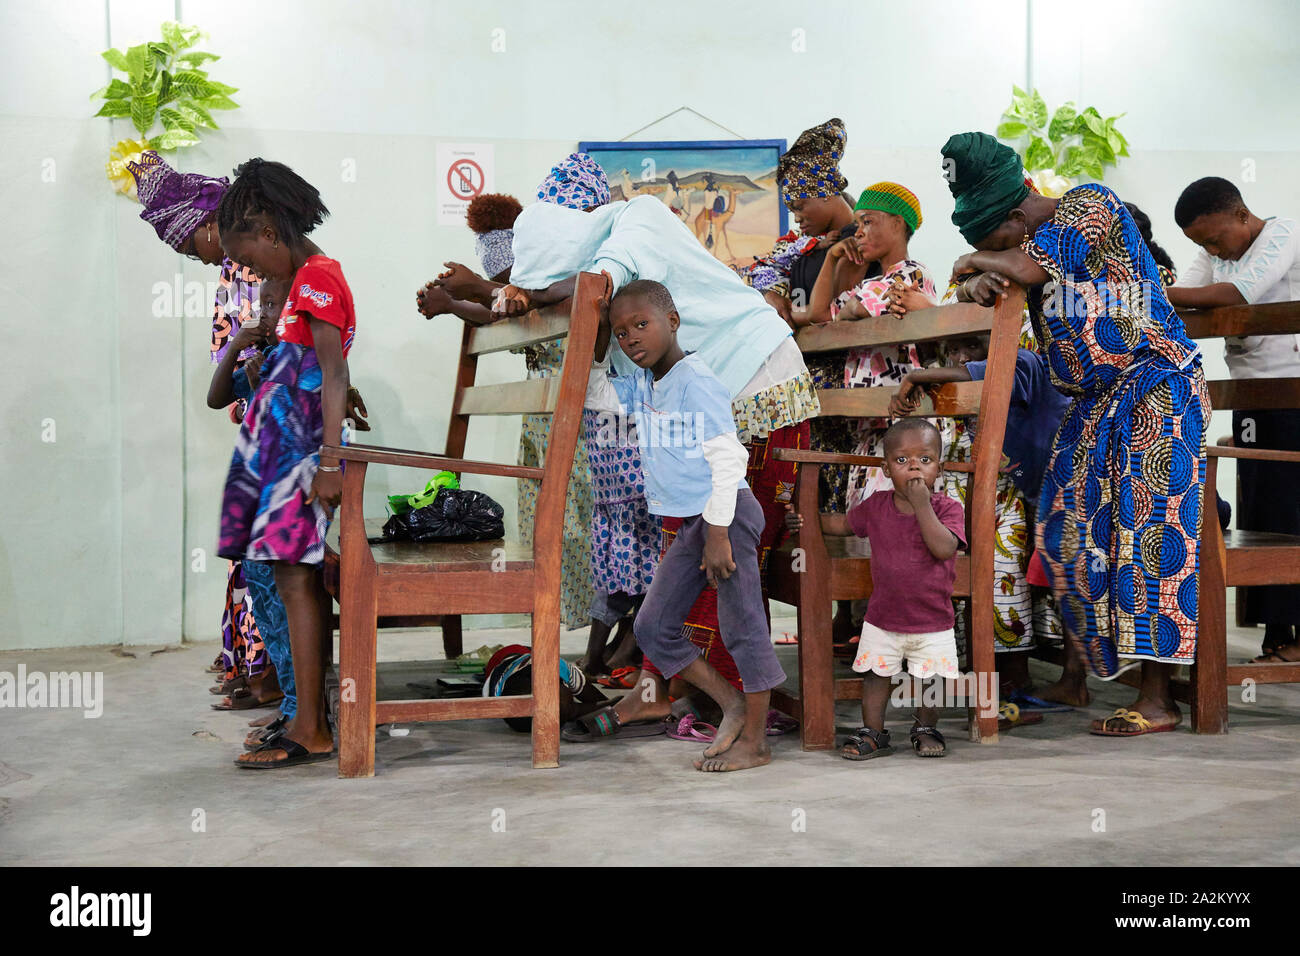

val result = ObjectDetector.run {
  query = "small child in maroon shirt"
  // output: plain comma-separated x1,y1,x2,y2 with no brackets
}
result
786,418,965,759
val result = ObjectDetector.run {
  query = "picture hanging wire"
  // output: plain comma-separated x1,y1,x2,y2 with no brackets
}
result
617,106,746,142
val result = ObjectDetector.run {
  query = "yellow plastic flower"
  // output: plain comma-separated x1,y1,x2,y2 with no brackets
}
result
106,138,152,201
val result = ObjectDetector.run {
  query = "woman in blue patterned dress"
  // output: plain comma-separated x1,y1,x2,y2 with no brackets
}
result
939,132,1210,738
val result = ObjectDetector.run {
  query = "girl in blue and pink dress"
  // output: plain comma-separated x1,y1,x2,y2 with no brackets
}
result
216,158,354,770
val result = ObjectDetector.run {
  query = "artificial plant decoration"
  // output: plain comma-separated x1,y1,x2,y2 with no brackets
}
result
996,86,1129,197
92,21,240,199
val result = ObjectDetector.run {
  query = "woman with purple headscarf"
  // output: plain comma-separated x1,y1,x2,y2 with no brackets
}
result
128,151,287,714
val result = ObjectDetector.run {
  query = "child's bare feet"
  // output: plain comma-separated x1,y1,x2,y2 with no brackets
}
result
694,736,771,772
612,672,671,723
701,691,745,757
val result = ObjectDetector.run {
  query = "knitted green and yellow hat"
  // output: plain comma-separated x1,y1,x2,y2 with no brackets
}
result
855,181,923,232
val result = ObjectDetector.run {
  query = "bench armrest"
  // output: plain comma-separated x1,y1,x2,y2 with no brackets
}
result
322,442,544,480
1207,445,1300,464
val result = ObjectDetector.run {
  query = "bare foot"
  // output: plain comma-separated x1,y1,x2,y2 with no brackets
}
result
701,694,745,758
694,737,771,772
1034,677,1090,707
1252,642,1300,664
612,674,671,723
248,712,280,728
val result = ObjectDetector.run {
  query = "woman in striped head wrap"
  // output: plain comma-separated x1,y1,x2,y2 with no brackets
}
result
808,183,940,509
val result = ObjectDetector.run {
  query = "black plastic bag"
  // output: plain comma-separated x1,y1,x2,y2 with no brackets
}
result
404,489,505,542
379,512,411,541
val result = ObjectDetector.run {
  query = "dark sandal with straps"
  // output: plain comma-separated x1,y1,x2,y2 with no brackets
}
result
841,727,895,761
910,722,947,757
560,705,666,742
235,736,334,770
243,714,288,751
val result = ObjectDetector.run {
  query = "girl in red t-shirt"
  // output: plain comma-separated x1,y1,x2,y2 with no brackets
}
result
216,158,354,770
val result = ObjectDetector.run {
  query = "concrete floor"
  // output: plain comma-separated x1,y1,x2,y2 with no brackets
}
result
2,613,1298,866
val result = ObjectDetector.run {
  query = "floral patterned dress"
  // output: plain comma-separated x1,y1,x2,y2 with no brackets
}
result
837,259,937,507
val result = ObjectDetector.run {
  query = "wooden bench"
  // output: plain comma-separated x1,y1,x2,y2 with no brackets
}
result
1178,300,1300,732
321,271,607,777
768,286,1028,749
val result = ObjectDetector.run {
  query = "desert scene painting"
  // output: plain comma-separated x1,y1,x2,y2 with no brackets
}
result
579,141,787,266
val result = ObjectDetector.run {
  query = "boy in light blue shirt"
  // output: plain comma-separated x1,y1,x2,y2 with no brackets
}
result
583,278,786,772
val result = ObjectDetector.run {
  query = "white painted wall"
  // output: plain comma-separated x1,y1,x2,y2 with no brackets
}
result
2,0,1296,649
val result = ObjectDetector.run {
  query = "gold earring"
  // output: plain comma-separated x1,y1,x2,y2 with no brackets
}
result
273,239,279,248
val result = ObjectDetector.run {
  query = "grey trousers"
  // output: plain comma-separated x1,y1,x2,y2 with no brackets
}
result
634,490,786,693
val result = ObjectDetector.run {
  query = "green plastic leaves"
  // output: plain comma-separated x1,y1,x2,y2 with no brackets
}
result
91,20,238,155
997,86,1129,186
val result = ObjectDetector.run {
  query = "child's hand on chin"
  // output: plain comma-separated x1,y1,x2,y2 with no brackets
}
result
230,323,263,353
903,475,932,509
700,525,736,587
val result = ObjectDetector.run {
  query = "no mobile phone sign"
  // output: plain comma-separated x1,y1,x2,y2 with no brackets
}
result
436,144,494,225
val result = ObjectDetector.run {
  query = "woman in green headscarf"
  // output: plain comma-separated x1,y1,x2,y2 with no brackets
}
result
939,132,1211,738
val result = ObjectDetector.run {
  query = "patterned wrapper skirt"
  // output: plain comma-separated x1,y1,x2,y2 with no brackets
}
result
219,559,268,679
584,409,658,597
1037,357,1210,676
516,341,594,629
219,343,331,566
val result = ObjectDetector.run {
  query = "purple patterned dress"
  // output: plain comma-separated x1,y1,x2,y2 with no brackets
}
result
219,343,331,565
211,258,269,680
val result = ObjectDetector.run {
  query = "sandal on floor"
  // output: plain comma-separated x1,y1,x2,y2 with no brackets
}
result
244,715,288,750
832,637,859,660
560,705,666,742
841,726,894,761
212,688,284,711
1006,689,1073,713
666,713,717,742
998,701,1045,732
1089,708,1178,737
910,722,947,757
765,709,799,736
594,666,638,689
210,674,248,695
236,737,334,770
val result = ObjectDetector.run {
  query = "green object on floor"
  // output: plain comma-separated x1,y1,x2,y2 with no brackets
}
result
388,471,461,515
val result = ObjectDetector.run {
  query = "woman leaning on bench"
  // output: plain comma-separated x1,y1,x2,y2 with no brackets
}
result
938,132,1211,739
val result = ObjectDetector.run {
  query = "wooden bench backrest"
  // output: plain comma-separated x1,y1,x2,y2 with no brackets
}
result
791,288,1028,637
439,271,607,543
795,290,1027,480
1178,300,1300,411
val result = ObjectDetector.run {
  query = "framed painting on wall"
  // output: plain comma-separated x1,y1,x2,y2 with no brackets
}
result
577,139,788,266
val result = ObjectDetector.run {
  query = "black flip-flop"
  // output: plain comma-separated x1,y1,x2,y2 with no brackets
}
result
235,737,334,770
560,705,666,742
